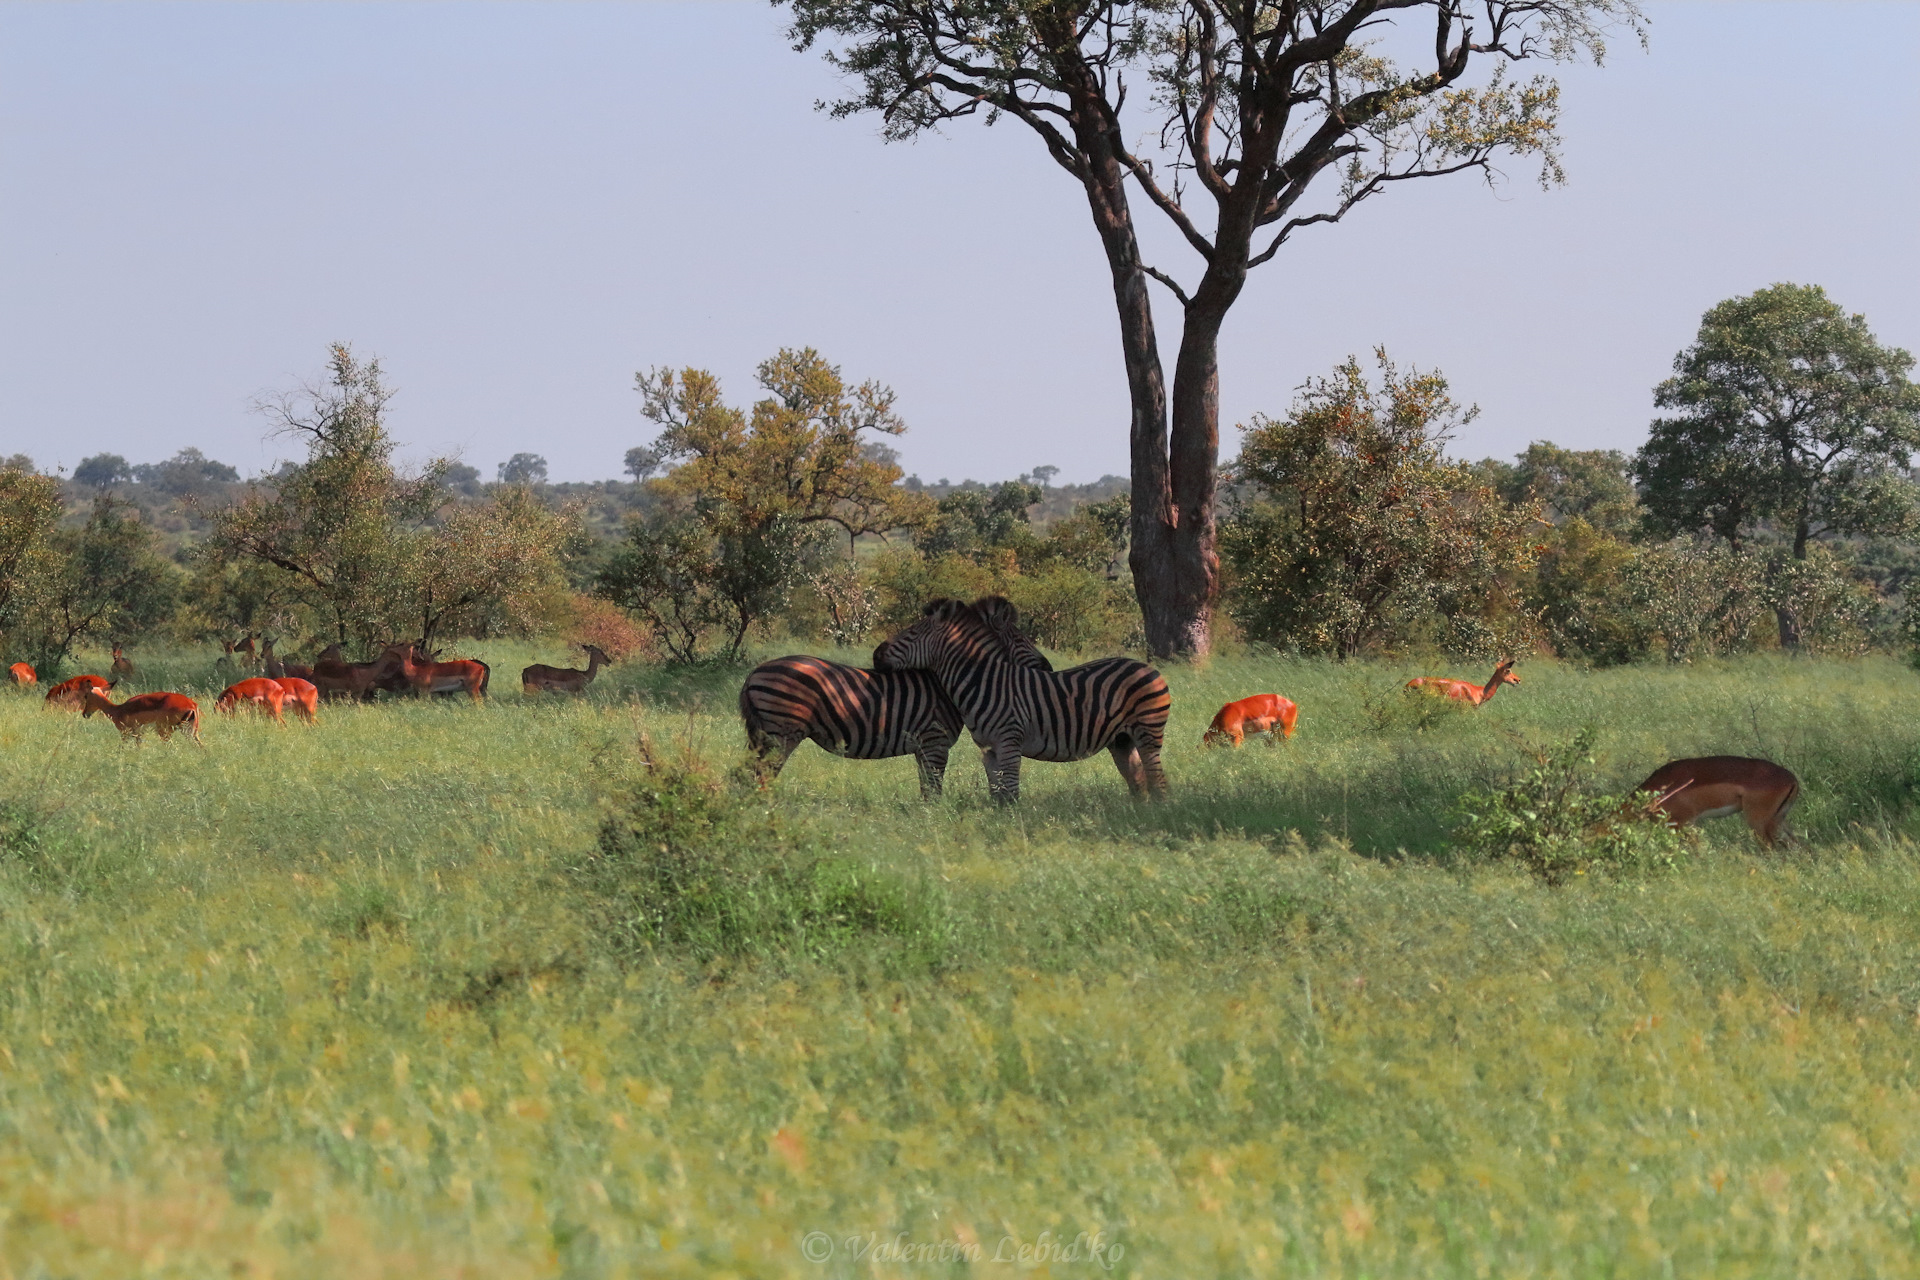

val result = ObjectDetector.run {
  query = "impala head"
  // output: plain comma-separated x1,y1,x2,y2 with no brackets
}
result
81,687,114,718
873,598,976,671
1493,659,1520,687
583,644,613,666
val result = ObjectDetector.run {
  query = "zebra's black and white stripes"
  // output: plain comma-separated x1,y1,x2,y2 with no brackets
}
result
872,597,1171,803
739,657,964,796
739,626,1051,797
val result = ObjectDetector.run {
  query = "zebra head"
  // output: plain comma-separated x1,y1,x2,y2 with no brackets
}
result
873,598,984,671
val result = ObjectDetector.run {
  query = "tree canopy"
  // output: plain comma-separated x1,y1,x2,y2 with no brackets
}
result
1635,283,1920,557
1223,352,1540,658
784,0,1641,656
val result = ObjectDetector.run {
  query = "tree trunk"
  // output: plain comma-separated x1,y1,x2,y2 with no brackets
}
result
1059,85,1211,659
1777,516,1812,650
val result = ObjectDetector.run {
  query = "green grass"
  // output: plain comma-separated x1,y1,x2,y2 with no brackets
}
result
3,644,1920,1275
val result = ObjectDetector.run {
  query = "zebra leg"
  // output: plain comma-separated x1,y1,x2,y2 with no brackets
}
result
1107,737,1147,796
745,729,800,788
915,737,952,799
1137,737,1170,799
986,737,1023,804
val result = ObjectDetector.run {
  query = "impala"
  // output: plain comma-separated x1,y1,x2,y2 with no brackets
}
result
273,677,320,723
110,646,135,678
82,688,201,743
1202,694,1298,747
1406,659,1519,707
522,644,613,695
1634,757,1800,848
45,674,112,708
261,637,284,679
234,635,258,668
8,662,34,687
383,643,489,701
308,653,397,701
215,678,289,721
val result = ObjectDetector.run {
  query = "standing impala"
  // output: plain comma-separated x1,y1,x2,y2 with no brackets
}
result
1406,659,1519,707
82,688,201,743
1634,757,1799,848
522,644,613,695
110,646,135,678
383,643,489,701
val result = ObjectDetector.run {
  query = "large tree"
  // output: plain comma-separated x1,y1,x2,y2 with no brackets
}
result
783,0,1640,656
1634,283,1920,646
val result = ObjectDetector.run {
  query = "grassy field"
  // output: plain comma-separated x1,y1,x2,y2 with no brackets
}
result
3,644,1920,1277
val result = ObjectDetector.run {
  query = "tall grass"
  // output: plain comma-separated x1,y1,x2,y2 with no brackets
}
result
2,645,1919,1275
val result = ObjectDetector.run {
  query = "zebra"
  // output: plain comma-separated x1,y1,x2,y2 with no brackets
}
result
872,596,1171,803
739,625,1051,797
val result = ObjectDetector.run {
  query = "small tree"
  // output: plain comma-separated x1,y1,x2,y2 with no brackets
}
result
1480,442,1640,538
211,344,445,648
497,452,549,486
407,486,582,651
596,508,823,662
0,464,62,647
15,498,179,672
72,453,132,491
1222,352,1540,658
1635,284,1920,646
638,347,932,555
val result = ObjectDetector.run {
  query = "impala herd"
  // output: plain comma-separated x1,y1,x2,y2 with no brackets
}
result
7,616,1800,848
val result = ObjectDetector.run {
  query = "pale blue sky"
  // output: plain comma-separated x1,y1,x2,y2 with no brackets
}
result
1,2,1915,485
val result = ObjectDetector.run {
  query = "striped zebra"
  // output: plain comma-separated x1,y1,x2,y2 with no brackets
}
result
872,596,1171,803
739,626,1050,797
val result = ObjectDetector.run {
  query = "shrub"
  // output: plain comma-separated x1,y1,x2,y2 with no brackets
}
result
1451,729,1690,883
568,739,948,967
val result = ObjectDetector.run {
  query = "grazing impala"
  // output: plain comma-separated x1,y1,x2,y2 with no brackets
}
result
1202,694,1298,747
273,677,320,723
1406,659,1519,707
384,643,489,701
8,662,34,687
82,688,201,743
45,674,112,708
110,646,135,678
215,678,289,721
1634,757,1800,848
522,644,613,695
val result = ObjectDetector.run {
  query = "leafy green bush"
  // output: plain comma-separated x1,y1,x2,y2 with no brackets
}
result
1451,728,1689,882
570,739,949,967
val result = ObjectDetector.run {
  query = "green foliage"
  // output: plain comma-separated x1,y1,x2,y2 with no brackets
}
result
1635,283,1920,562
1223,351,1541,658
596,508,825,662
13,497,180,672
914,480,1043,562
0,462,62,646
1527,516,1651,664
1477,441,1642,538
210,344,576,653
210,344,446,646
638,347,932,546
1452,728,1690,882
572,738,947,967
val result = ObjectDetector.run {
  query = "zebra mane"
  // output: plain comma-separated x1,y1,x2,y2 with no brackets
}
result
911,597,1052,671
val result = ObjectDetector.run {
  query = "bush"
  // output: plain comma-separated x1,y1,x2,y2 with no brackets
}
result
1450,729,1690,883
568,739,948,967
